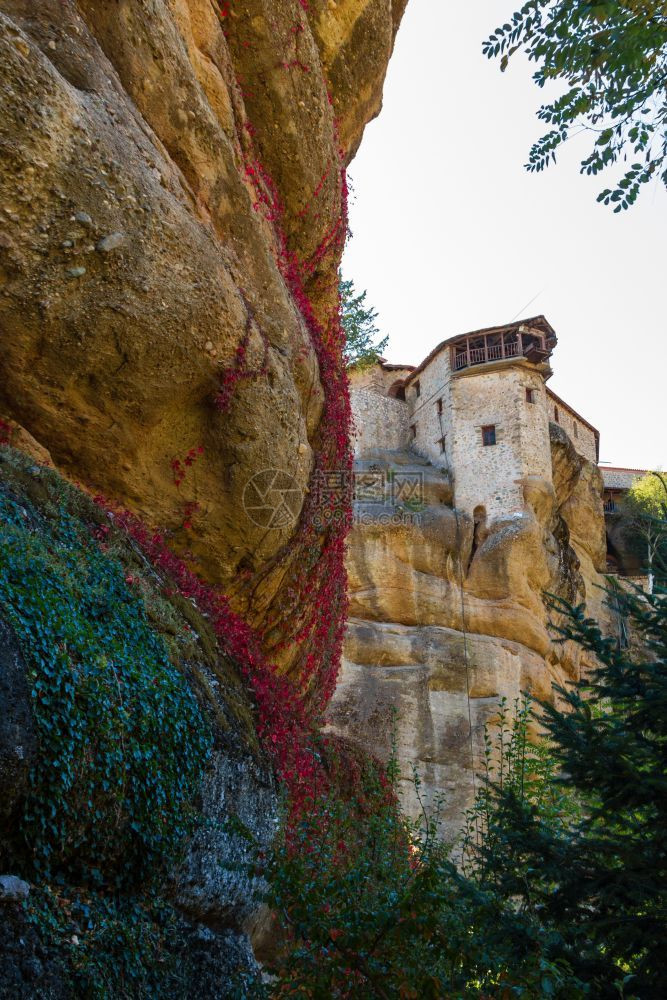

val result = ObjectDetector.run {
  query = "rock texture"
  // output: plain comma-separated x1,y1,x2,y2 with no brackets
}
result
0,0,405,655
0,448,277,994
0,3,407,988
0,618,36,832
327,430,611,840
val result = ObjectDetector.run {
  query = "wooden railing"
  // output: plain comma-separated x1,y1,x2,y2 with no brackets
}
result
453,338,521,371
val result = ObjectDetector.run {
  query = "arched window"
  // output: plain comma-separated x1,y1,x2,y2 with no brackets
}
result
387,380,406,401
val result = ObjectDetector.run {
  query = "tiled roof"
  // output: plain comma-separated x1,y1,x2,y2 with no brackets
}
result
546,387,599,439
600,467,647,490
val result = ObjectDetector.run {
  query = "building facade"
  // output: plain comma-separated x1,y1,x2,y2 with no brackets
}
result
350,315,600,523
600,467,647,513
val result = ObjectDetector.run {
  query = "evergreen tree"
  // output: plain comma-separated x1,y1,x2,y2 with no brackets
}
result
340,275,388,369
466,579,667,996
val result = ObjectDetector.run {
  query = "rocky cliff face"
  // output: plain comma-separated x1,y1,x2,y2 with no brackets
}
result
0,0,406,990
327,425,610,840
0,448,278,995
0,0,405,671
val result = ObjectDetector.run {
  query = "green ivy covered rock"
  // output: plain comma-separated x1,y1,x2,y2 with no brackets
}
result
0,447,277,998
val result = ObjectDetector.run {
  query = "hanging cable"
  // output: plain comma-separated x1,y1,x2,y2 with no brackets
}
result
436,407,477,801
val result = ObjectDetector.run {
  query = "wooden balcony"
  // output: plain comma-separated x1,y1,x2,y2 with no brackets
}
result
452,329,550,372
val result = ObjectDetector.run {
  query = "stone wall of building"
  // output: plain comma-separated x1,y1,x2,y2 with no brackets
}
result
405,349,453,469
601,467,646,491
546,390,597,464
447,364,552,521
351,388,411,456
350,365,414,396
349,351,600,528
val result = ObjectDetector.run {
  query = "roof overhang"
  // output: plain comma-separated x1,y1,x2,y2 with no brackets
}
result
403,315,557,387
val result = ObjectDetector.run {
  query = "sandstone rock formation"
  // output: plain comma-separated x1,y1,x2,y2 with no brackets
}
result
0,3,408,986
0,0,405,664
327,428,611,840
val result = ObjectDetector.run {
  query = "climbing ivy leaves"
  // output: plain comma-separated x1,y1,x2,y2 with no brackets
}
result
0,479,211,886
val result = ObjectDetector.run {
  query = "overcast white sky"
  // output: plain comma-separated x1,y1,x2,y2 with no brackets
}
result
342,0,666,470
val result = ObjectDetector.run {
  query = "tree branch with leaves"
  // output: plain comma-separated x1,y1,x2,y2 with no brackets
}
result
485,1,667,209
340,274,389,370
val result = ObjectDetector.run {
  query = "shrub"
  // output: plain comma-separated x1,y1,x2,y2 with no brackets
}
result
254,732,585,998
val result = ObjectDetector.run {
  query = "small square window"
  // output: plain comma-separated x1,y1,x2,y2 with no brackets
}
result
482,425,496,447
525,388,536,404
414,380,421,398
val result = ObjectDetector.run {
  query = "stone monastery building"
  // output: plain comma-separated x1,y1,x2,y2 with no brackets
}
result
350,315,600,522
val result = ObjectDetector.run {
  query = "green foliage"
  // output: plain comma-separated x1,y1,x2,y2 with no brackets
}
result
253,734,585,997
254,573,667,998
0,468,211,885
461,696,583,889
24,885,190,1000
620,472,667,586
626,470,667,518
466,582,667,997
340,274,389,370
484,2,667,209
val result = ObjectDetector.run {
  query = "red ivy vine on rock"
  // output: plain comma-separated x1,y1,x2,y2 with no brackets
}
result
89,119,353,829
0,419,14,446
170,445,204,488
233,147,352,721
90,1,354,829
215,0,353,733
215,292,270,414
92,498,338,825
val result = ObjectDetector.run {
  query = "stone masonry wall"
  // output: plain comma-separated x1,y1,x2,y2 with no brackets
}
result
449,365,552,521
405,350,453,469
351,388,411,455
351,349,599,527
349,365,414,396
547,391,597,464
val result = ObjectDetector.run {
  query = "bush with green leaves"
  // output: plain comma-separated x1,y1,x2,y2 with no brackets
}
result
618,471,667,592
24,886,192,1000
485,2,667,209
250,735,586,998
0,452,214,997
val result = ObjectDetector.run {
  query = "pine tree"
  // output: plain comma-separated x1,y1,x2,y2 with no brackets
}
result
340,275,388,369
466,572,667,996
